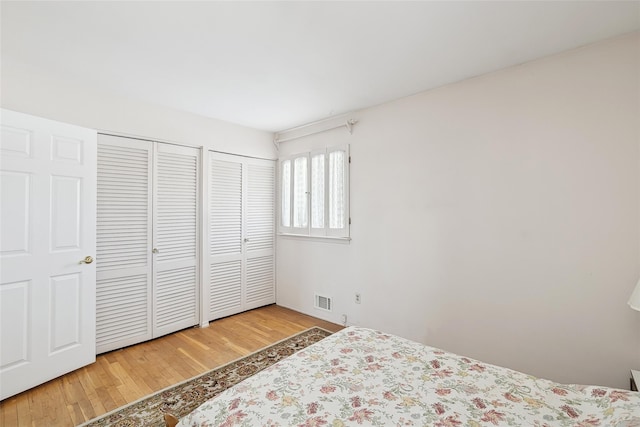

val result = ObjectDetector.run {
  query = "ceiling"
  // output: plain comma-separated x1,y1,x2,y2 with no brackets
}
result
2,1,639,132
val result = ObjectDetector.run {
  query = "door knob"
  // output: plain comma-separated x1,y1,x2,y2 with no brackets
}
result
80,256,94,264
244,238,250,243
152,248,159,254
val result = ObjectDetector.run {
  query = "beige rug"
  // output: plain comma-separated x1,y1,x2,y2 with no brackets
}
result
81,327,332,427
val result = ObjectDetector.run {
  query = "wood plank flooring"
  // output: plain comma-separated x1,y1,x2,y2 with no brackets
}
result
0,305,343,427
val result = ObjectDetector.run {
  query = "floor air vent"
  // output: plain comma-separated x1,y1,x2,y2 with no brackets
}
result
315,294,332,311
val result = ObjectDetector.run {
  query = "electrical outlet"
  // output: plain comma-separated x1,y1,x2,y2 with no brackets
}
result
355,293,361,304
341,314,347,326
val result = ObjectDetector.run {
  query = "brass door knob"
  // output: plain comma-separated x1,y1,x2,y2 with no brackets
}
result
80,256,94,264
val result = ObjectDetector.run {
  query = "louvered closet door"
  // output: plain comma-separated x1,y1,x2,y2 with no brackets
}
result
209,152,274,321
244,158,275,310
96,135,153,354
153,143,200,337
209,153,244,320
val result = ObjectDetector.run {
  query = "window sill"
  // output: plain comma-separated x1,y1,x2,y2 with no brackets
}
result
277,233,351,244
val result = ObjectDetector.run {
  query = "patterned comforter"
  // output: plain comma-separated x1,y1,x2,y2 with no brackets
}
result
178,327,640,426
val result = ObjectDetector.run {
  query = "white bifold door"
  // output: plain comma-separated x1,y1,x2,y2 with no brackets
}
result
209,152,275,320
96,135,199,353
0,109,97,400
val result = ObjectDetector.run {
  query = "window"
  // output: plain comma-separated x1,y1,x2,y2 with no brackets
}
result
280,145,349,238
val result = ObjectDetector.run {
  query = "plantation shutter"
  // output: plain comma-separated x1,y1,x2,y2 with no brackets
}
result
153,143,200,337
280,160,291,228
278,145,349,238
327,146,348,237
292,156,308,230
209,154,243,319
310,150,326,236
96,135,153,353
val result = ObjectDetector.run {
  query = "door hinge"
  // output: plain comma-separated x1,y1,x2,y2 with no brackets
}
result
349,217,351,225
349,156,351,164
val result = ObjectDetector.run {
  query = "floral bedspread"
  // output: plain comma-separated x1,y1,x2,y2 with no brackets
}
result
178,327,640,426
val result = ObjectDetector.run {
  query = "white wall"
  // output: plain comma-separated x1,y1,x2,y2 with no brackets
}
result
1,56,276,158
277,33,640,389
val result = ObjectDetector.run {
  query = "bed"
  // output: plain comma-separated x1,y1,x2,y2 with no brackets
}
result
176,327,640,426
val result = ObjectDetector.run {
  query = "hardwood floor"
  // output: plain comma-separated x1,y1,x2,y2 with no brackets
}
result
0,305,343,427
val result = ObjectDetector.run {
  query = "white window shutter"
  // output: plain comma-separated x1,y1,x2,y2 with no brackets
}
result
278,145,349,239
327,145,349,237
310,151,325,233
292,156,309,230
280,160,291,228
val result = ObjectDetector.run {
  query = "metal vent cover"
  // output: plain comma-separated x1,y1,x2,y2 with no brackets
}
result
314,294,332,311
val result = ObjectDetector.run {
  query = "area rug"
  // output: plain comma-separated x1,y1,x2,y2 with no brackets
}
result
81,327,332,427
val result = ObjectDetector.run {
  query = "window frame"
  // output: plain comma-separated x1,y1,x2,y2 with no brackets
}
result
279,144,350,239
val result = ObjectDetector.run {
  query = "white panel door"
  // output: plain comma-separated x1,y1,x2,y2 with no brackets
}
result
208,152,274,321
95,135,153,353
153,143,200,337
0,109,96,400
